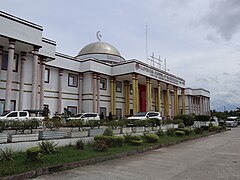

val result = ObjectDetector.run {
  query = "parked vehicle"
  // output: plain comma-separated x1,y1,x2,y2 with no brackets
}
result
206,116,219,126
67,112,100,122
226,116,238,127
0,110,45,121
127,111,162,121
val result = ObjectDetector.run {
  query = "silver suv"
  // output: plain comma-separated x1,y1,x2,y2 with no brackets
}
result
67,113,100,122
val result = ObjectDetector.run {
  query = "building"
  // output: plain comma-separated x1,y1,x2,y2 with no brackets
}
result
0,11,210,118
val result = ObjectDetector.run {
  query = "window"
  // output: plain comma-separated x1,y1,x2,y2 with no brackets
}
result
1,52,18,72
7,112,17,117
116,81,122,93
100,78,107,90
68,73,78,87
0,100,15,115
20,112,28,117
116,108,122,119
67,106,77,116
44,68,50,83
100,107,107,119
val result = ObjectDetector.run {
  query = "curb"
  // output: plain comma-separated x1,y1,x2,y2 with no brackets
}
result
2,130,228,180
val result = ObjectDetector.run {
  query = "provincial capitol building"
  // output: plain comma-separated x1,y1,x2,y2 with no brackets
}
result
0,11,210,118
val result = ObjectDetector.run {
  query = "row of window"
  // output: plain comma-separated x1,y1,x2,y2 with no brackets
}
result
1,52,123,91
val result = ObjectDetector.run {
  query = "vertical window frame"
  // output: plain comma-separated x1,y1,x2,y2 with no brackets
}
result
68,73,78,87
100,78,107,90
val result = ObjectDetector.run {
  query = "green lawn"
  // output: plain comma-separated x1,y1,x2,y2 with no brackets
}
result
0,131,213,177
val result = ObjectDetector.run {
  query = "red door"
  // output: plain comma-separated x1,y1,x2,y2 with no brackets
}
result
139,85,146,112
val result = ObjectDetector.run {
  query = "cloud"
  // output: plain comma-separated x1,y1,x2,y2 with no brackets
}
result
203,0,240,41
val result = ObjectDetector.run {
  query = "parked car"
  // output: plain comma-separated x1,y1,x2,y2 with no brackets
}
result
0,110,44,121
127,111,162,121
226,116,238,127
67,112,100,122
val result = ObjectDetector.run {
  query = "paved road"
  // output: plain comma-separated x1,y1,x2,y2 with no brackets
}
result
34,128,240,180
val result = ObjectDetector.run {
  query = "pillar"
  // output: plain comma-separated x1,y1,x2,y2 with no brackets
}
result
78,73,83,113
174,86,178,116
146,78,151,111
181,88,185,115
4,39,15,111
57,69,63,114
113,78,116,116
157,82,161,113
97,74,100,114
18,51,27,110
135,74,139,112
124,81,130,116
149,79,152,111
132,74,137,114
92,73,97,113
31,46,39,109
0,46,3,76
39,57,46,110
163,84,170,118
110,77,114,115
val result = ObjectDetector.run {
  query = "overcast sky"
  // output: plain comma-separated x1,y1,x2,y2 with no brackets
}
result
1,0,240,111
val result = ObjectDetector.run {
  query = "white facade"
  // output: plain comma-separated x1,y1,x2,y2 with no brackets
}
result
0,11,211,118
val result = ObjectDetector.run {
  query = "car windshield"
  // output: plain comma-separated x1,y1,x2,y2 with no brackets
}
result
73,113,83,118
133,112,147,117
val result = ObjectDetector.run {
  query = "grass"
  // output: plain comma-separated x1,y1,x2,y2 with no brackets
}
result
0,130,214,177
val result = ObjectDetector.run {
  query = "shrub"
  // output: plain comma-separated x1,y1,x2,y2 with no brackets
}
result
0,148,14,163
131,139,143,146
174,115,194,127
26,146,43,162
166,128,175,136
178,123,185,128
94,135,124,147
156,130,165,137
209,122,213,128
201,125,209,131
194,127,203,134
172,119,183,124
0,120,6,133
130,135,142,141
25,119,39,133
112,136,125,147
38,141,58,155
76,139,85,150
145,133,159,143
175,130,186,136
183,128,192,135
124,133,133,143
103,127,113,136
44,116,62,130
132,120,147,127
94,139,108,151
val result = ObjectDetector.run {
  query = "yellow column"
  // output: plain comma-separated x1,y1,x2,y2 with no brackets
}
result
174,86,178,116
135,74,139,112
146,78,150,111
132,74,137,114
164,84,170,118
124,81,130,116
110,77,114,114
181,88,185,115
149,79,152,111
113,78,116,116
157,82,161,113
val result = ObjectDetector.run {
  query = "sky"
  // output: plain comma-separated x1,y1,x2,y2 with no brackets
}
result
1,0,240,111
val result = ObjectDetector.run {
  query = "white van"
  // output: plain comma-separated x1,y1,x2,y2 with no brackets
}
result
226,117,238,127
